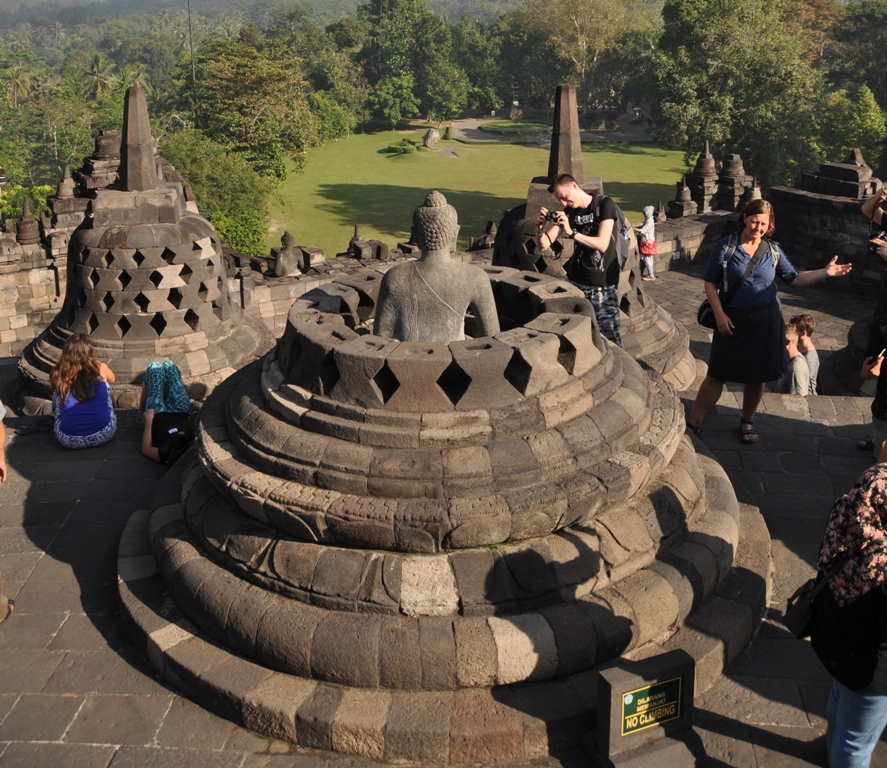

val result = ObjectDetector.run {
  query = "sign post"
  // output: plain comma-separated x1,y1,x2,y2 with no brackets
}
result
591,649,704,767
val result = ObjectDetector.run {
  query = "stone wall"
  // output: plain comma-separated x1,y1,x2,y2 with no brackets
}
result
650,211,736,271
770,186,882,294
0,259,65,358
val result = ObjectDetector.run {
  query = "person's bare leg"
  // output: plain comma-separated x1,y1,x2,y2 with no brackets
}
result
741,382,765,421
137,382,147,417
141,409,161,463
739,382,765,443
688,376,726,430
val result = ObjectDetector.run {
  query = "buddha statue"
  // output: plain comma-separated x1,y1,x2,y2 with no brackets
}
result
374,191,500,343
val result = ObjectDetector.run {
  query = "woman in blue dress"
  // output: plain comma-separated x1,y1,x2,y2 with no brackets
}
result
687,199,851,443
49,334,116,449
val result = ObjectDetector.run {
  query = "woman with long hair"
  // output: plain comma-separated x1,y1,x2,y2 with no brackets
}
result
686,199,851,443
49,333,116,449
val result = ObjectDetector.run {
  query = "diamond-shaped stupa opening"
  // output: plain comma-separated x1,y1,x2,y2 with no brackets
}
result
503,350,533,394
119,272,132,290
557,337,578,375
168,288,183,310
134,293,150,313
184,309,199,331
148,271,163,289
150,314,167,336
437,360,472,406
133,251,145,266
117,316,131,337
89,270,101,288
179,264,193,283
88,314,99,334
372,362,400,404
101,294,114,312
198,283,208,302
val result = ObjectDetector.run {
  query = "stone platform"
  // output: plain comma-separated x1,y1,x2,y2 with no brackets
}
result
1,265,884,767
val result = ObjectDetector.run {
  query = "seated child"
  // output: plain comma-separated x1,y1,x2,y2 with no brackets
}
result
773,322,810,396
790,313,819,396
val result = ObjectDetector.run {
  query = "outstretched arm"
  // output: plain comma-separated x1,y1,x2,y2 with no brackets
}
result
791,256,852,287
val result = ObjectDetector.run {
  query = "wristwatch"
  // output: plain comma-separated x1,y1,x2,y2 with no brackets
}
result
566,231,575,240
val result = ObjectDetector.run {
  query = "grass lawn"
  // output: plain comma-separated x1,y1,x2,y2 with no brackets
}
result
266,129,687,257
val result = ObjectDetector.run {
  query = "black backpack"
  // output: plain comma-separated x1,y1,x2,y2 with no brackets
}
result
593,194,631,270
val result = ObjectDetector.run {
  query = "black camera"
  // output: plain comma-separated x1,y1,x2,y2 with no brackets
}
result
869,228,887,253
545,210,560,222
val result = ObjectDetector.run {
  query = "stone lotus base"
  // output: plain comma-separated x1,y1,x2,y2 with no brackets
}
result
118,439,770,764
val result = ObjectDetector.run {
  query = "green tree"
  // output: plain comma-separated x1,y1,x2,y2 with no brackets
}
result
7,65,32,107
160,128,273,256
373,73,421,127
119,62,151,95
523,0,628,110
835,1,887,112
821,85,886,164
419,59,469,121
492,9,570,108
0,183,53,219
651,0,824,187
83,52,117,99
451,16,505,110
177,38,318,181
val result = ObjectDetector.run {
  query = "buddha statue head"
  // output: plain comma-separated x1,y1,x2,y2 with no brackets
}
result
413,191,459,255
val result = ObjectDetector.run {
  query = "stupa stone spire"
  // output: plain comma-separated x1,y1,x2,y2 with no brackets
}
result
547,83,585,184
119,85,157,192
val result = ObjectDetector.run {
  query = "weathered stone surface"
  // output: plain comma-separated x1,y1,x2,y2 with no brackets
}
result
488,615,558,684
384,342,453,412
449,689,524,764
401,556,459,617
385,692,453,763
310,613,380,687
330,688,391,760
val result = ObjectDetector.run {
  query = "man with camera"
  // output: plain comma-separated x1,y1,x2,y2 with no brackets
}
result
863,185,887,262
535,173,623,346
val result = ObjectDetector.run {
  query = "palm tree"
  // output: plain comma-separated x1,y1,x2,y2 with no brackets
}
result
8,31,30,52
120,63,151,95
50,22,66,47
84,53,117,99
8,66,32,108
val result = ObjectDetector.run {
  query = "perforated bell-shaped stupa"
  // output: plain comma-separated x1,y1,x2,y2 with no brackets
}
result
17,86,272,409
117,192,769,765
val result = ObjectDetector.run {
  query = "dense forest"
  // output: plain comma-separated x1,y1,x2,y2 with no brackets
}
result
0,0,884,254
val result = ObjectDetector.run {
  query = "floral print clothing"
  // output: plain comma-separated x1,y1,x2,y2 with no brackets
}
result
818,464,887,606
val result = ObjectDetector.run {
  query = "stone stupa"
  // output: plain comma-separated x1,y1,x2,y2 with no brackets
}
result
118,191,768,764
17,86,272,411
490,84,697,390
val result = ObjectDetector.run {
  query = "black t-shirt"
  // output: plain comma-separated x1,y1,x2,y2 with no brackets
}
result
565,195,619,288
864,314,887,420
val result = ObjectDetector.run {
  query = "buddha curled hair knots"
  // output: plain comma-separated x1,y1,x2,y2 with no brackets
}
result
414,191,458,251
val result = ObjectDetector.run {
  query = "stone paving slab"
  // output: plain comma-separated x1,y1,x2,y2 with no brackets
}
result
0,264,885,766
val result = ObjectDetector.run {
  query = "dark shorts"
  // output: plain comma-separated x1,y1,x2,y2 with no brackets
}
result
708,298,787,383
151,412,194,466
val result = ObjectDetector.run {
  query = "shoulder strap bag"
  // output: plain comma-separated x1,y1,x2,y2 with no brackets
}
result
782,556,849,639
697,235,762,329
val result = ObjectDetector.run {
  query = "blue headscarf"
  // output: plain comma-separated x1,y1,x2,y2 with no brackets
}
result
144,360,191,414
